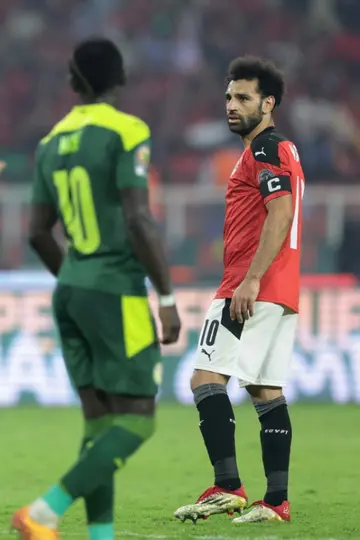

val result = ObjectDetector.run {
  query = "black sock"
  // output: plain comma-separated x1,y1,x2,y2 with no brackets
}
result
194,384,241,491
257,399,292,506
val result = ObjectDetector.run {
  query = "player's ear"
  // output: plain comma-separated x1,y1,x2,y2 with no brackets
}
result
262,96,275,114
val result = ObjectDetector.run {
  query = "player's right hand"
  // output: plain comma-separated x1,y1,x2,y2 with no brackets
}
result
159,305,181,344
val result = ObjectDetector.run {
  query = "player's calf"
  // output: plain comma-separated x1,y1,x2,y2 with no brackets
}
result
249,389,292,507
79,414,115,540
174,377,248,522
193,380,241,492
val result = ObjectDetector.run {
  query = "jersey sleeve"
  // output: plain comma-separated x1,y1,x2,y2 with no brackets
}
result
31,145,54,204
250,137,292,205
116,119,151,189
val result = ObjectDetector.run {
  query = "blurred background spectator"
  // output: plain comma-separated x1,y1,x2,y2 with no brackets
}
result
1,0,360,279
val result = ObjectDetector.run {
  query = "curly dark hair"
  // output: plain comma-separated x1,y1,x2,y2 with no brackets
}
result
227,56,285,107
69,37,126,98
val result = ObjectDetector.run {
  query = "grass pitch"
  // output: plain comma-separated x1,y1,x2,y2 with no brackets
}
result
2,404,358,539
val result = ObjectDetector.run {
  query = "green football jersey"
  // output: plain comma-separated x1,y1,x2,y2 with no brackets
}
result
32,103,152,295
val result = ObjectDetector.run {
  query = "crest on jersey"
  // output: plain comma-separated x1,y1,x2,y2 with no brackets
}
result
135,144,150,176
258,169,274,185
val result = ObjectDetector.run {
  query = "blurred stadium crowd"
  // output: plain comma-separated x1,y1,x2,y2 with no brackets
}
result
1,0,360,277
1,0,360,184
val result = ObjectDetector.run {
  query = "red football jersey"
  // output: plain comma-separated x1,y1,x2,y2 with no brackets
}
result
216,127,305,312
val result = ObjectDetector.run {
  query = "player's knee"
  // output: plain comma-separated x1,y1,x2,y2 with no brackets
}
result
108,394,156,416
78,387,110,419
246,385,283,403
112,414,156,445
94,417,155,469
191,369,228,393
192,381,228,407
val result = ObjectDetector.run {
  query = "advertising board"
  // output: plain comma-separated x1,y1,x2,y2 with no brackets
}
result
0,273,359,405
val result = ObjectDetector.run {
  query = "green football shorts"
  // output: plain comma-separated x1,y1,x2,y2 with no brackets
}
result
52,284,162,397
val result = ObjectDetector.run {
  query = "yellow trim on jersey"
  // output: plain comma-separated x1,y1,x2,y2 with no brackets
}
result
121,296,155,358
40,103,150,151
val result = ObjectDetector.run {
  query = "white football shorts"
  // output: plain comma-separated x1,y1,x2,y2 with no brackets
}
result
194,299,298,387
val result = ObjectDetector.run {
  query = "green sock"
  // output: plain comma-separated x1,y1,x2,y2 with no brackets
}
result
80,416,114,526
89,524,114,540
42,483,74,516
62,415,155,499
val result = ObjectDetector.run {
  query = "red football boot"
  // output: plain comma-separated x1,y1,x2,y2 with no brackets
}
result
232,499,290,523
174,484,248,523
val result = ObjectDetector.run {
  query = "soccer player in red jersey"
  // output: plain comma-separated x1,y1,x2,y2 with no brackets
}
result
174,57,305,524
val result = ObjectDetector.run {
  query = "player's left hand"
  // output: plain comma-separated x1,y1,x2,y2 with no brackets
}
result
230,277,260,323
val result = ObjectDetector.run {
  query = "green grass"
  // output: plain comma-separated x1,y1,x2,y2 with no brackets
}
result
2,404,359,539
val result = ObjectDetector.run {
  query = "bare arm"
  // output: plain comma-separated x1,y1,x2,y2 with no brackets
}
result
245,194,293,281
230,194,293,322
120,187,172,296
28,203,64,276
121,187,181,344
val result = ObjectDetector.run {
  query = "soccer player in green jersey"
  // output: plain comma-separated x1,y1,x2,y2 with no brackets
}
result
12,38,181,540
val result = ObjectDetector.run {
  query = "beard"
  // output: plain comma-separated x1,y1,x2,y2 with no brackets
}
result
228,104,264,137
